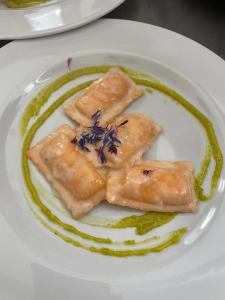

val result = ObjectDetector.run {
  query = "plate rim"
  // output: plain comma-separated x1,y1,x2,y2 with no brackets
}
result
0,0,125,39
0,18,225,298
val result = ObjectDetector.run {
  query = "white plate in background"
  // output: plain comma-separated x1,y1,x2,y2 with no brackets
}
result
0,19,225,300
0,0,125,39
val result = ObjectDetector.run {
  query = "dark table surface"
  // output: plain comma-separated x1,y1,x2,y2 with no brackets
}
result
0,0,224,60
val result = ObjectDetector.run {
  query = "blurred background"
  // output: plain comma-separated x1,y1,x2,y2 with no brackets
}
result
0,0,224,59
106,0,225,59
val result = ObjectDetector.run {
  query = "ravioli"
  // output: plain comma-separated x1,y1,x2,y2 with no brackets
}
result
74,113,161,168
64,67,144,126
27,124,106,219
107,160,198,213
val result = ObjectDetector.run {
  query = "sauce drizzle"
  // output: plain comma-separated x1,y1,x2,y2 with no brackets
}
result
21,65,223,256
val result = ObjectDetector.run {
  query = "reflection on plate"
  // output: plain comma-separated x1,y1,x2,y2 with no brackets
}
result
0,0,125,39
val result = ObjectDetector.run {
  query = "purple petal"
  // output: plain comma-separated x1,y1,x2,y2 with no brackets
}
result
70,137,77,144
96,147,107,164
91,125,105,135
118,120,128,127
143,170,154,176
78,134,90,148
89,134,102,144
91,110,101,125
67,57,73,70
112,137,121,144
108,145,118,155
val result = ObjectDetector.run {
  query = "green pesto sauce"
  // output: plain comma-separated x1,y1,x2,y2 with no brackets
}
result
21,65,223,257
145,88,153,94
81,212,176,236
195,145,212,200
111,212,177,235
119,66,160,82
57,227,187,257
30,203,187,256
6,0,49,8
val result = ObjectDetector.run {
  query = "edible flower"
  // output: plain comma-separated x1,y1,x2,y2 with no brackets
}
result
95,146,107,164
143,169,154,176
67,57,73,70
71,110,128,164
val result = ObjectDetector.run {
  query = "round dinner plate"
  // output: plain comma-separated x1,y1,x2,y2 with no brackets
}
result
0,0,125,39
0,19,225,300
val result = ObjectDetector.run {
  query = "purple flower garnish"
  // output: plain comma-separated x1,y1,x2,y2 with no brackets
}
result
88,133,102,144
108,144,118,155
71,110,125,164
78,134,90,152
91,125,105,136
88,124,106,145
67,57,73,70
103,129,114,146
143,170,154,176
112,137,121,145
103,128,121,146
91,109,101,125
96,147,106,164
118,120,128,127
71,137,77,144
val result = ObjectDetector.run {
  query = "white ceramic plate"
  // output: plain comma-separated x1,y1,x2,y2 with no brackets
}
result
0,0,125,39
0,19,225,300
